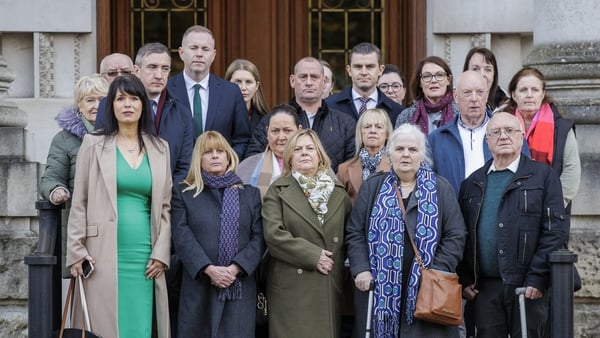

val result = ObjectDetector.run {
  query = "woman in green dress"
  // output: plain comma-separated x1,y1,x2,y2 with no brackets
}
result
67,74,172,337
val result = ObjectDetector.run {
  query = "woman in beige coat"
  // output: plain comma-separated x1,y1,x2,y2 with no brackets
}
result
67,74,172,337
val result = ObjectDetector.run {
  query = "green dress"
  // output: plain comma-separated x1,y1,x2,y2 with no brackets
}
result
116,149,153,337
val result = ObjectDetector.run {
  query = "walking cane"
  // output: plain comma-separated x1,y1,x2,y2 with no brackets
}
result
515,287,528,338
365,280,375,338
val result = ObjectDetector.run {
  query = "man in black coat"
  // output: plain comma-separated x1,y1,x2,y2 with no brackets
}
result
325,42,404,123
458,112,568,338
247,57,355,172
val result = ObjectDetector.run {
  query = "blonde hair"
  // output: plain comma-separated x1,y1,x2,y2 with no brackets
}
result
354,108,393,157
74,74,109,105
183,131,240,197
282,129,331,177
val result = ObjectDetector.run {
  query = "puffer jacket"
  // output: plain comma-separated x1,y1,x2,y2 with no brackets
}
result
458,156,568,292
39,106,90,199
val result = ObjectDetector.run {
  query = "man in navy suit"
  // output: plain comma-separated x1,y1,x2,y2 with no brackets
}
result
325,42,404,123
95,43,194,186
167,25,250,159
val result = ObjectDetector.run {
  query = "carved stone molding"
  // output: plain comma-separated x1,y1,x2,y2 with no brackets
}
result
443,34,451,64
74,33,81,82
38,33,55,98
471,33,487,48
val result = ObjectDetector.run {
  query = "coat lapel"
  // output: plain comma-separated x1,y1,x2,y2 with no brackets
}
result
347,159,363,194
96,135,118,216
205,76,220,130
144,135,166,239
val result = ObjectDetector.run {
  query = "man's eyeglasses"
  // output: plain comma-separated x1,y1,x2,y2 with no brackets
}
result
487,127,522,138
420,72,448,83
378,83,404,92
102,69,132,78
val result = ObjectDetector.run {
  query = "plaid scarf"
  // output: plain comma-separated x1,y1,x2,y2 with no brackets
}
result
201,170,243,301
411,91,455,134
516,102,555,165
368,165,440,337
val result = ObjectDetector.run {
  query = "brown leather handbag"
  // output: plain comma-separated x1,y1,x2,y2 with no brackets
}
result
395,185,463,326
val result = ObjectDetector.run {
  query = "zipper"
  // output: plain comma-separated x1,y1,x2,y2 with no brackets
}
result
548,207,551,231
473,180,485,284
524,190,527,213
522,233,528,263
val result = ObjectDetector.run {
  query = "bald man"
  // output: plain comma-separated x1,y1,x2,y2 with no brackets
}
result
99,53,134,84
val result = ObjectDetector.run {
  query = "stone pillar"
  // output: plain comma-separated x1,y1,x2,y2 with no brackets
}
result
0,55,39,337
524,1,600,336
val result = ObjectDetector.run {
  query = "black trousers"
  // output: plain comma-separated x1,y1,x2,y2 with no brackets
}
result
473,278,549,338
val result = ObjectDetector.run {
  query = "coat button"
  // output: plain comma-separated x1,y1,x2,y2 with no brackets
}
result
499,249,504,255
297,269,303,275
498,223,504,228
333,236,339,243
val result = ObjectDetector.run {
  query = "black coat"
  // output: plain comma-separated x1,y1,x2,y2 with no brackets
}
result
458,156,568,292
171,184,265,338
246,99,356,172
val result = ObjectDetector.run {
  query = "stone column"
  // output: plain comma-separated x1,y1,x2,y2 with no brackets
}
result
0,55,39,337
524,1,600,336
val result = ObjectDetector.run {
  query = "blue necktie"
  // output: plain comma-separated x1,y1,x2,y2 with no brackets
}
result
193,84,203,137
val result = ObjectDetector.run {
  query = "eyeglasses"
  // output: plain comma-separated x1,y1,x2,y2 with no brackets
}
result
102,69,132,78
420,72,448,83
378,83,404,92
487,127,522,138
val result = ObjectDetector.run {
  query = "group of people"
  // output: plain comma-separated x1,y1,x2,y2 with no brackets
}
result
38,22,580,338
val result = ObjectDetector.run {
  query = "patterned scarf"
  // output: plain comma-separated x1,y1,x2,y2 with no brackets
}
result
201,170,243,301
359,147,385,180
368,165,440,337
515,102,555,165
292,169,334,224
411,91,455,135
249,148,278,198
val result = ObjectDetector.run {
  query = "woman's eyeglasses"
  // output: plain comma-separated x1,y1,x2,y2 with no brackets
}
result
420,72,448,83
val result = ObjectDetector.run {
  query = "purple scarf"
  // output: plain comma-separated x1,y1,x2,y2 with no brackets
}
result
411,91,455,135
202,170,243,301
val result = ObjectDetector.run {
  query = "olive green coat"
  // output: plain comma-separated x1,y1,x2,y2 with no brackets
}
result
262,174,351,338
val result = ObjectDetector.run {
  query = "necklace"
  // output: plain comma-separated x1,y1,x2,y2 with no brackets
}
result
399,179,416,187
117,135,139,153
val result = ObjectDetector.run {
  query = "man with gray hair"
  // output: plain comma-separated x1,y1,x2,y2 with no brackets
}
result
326,42,403,122
95,43,194,185
99,53,134,84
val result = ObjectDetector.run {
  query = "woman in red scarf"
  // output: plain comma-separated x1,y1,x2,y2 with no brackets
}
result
395,56,458,135
506,67,581,208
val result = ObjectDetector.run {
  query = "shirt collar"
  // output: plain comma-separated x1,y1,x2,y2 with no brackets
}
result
183,71,210,90
351,88,378,103
457,113,489,132
488,155,520,174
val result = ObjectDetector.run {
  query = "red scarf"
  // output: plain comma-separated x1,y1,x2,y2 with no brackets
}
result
515,102,554,164
411,91,455,135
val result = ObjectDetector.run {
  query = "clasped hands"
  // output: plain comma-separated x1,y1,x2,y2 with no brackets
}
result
316,249,334,275
205,264,241,289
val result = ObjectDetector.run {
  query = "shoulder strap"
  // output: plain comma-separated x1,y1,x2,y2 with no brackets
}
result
58,277,76,335
394,185,425,269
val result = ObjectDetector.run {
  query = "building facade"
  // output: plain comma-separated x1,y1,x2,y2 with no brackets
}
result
0,0,598,336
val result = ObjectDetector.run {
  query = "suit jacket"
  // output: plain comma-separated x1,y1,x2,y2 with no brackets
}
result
325,87,404,123
167,72,251,159
336,156,391,204
262,174,352,338
66,134,172,338
94,89,194,185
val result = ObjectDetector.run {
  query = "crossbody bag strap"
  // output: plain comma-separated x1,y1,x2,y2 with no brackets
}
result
394,185,425,269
